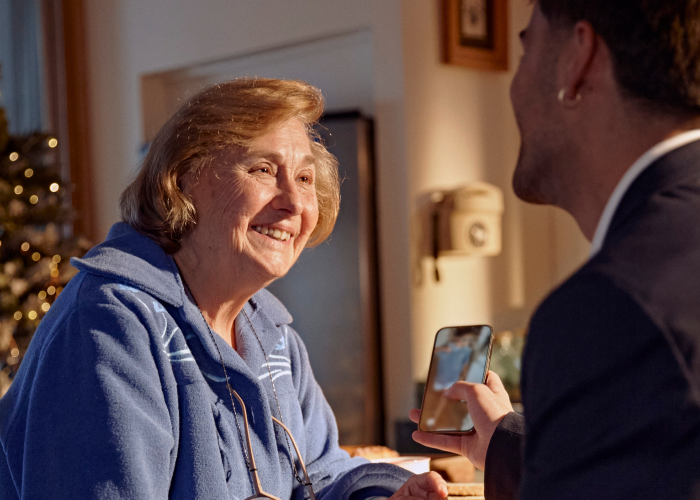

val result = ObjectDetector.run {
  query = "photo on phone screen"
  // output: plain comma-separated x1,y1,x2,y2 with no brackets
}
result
419,325,494,433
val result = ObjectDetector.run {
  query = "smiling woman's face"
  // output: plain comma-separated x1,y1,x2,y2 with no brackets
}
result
179,118,319,287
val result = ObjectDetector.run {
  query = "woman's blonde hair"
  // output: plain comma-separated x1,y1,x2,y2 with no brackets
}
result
120,78,340,254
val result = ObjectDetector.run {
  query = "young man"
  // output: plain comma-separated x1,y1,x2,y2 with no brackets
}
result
412,1,700,499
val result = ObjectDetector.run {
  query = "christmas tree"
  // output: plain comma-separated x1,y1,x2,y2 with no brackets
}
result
0,98,92,396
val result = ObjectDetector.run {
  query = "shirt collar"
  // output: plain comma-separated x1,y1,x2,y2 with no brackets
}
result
589,129,700,258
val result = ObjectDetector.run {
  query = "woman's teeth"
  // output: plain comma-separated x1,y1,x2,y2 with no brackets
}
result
253,226,291,242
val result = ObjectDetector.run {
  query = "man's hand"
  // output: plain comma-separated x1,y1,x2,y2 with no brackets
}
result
409,371,514,470
389,471,447,499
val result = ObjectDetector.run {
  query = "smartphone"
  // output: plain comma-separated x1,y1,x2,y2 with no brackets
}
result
418,325,494,434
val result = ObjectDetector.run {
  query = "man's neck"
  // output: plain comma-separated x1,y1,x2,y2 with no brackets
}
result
559,114,698,240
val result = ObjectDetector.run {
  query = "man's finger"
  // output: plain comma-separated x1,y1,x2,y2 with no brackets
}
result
484,370,509,397
408,408,421,424
411,429,464,455
442,380,478,401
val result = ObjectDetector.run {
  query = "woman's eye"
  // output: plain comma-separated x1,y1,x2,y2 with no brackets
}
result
253,165,271,174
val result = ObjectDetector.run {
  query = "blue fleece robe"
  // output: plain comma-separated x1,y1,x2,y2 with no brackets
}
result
0,223,410,499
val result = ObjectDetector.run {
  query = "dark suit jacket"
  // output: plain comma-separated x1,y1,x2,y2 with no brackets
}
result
484,141,700,500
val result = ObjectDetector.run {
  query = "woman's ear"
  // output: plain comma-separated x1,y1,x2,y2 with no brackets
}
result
178,170,195,196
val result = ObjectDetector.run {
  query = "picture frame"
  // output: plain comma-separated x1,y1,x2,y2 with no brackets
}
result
442,0,509,71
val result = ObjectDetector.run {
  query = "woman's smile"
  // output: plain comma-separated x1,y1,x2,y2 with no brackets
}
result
252,225,293,242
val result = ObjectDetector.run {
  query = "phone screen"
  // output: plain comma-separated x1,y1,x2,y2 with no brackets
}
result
419,325,494,433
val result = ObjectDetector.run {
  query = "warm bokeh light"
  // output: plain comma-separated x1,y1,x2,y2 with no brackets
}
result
29,195,38,204
32,252,41,261
13,311,22,320
41,302,50,312
14,185,23,195
48,138,58,148
52,255,61,263
9,152,18,161
49,183,59,192
50,269,59,278
27,311,37,320
24,168,34,178
47,286,56,295
38,291,47,300
49,262,58,271
21,242,30,251
10,348,19,357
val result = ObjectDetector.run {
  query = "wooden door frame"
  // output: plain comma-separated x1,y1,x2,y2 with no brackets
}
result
42,0,95,241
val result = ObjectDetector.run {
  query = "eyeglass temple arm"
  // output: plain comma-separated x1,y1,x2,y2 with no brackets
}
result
231,390,283,500
271,416,317,500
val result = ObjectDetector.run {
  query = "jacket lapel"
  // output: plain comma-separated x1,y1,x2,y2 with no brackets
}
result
604,139,700,248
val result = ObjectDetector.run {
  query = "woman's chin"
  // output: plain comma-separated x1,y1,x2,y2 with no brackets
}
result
246,258,295,285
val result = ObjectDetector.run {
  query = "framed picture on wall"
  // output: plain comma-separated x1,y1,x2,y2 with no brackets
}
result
442,0,508,71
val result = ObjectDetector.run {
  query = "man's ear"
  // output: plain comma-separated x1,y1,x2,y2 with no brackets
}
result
559,20,598,101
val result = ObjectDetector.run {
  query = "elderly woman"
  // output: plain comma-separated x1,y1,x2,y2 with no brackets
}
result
0,79,446,500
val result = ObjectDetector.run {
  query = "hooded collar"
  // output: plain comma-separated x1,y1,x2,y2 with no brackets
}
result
71,223,186,307
71,223,293,327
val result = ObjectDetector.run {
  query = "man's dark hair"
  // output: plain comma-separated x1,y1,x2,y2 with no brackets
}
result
539,0,700,116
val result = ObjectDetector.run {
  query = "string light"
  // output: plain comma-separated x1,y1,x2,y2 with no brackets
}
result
32,252,41,261
38,291,47,300
13,311,22,320
47,138,58,148
41,302,50,312
50,269,59,278
10,348,19,357
14,186,23,195
47,286,56,295
0,241,3,247
24,168,33,178
49,262,58,271
20,242,30,251
49,183,59,192
52,255,61,263
27,311,37,320
29,195,38,204
9,152,18,161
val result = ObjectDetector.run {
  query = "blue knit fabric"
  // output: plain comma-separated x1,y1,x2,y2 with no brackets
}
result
0,223,411,499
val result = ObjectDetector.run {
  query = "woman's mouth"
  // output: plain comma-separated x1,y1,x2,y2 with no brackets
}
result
253,225,291,242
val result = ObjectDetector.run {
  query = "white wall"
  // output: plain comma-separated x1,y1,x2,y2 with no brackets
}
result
140,30,376,144
400,0,589,389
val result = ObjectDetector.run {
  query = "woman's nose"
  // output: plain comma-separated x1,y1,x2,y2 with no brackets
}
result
273,177,304,215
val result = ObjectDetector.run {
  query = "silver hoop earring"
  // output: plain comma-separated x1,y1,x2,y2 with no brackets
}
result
558,88,582,106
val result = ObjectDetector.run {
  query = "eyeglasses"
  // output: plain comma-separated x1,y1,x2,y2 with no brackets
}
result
231,389,317,500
